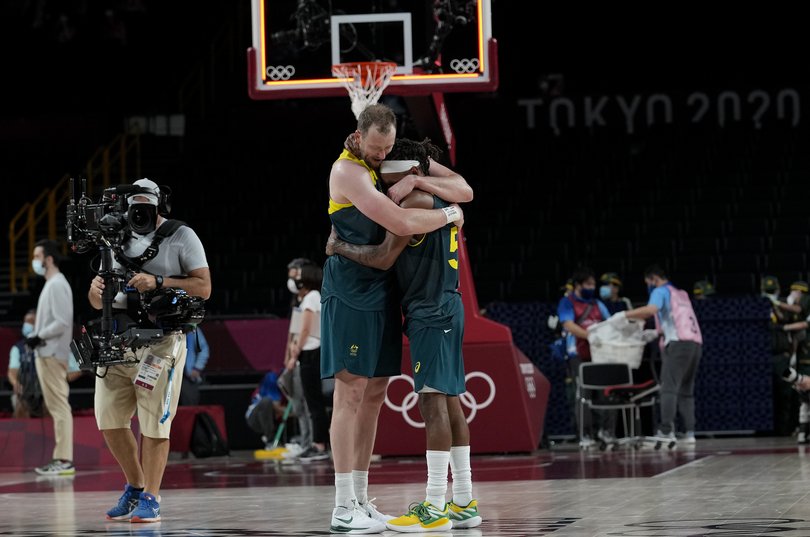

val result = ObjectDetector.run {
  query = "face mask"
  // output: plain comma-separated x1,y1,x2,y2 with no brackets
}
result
580,287,596,300
32,259,46,276
599,285,612,300
764,293,778,301
287,278,299,294
788,291,801,305
22,322,34,337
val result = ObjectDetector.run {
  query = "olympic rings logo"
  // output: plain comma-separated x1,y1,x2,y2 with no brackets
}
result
449,58,480,74
384,371,496,428
265,65,296,80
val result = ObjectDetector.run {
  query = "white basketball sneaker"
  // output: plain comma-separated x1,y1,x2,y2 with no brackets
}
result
330,501,386,534
358,498,394,522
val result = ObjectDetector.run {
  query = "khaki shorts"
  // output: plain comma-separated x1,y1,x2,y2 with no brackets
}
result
95,334,187,439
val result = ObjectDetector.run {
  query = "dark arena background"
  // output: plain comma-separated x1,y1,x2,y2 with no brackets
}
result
2,2,810,535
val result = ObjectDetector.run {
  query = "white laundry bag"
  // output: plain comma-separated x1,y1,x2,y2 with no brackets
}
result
586,315,658,369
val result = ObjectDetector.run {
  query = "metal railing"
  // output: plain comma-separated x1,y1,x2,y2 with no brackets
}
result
85,132,142,194
7,132,141,293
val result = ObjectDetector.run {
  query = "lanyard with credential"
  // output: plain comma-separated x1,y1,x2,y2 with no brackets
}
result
159,366,174,424
159,337,183,424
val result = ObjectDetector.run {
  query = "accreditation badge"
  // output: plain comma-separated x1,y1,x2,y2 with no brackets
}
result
134,354,164,391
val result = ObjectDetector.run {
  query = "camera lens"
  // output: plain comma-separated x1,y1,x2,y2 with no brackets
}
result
127,204,157,234
130,206,148,226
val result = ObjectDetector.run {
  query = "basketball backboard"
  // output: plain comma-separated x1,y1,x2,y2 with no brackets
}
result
248,0,497,100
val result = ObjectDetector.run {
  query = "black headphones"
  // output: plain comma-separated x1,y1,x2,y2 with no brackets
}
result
157,185,172,217
128,180,172,216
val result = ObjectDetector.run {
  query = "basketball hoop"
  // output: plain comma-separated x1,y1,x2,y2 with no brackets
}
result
331,61,397,119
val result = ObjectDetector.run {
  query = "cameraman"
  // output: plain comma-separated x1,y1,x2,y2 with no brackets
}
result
87,178,211,523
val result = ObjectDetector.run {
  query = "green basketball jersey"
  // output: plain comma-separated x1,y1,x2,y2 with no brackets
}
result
322,149,393,311
396,196,461,333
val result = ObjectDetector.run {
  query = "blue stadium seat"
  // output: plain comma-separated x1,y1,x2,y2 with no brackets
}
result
772,215,810,234
632,238,675,258
712,272,756,295
764,252,807,272
674,255,715,273
716,253,762,272
769,234,809,251
727,218,770,236
723,236,764,254
682,219,726,238
678,237,720,256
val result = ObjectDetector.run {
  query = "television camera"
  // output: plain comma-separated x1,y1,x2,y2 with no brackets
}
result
66,178,205,371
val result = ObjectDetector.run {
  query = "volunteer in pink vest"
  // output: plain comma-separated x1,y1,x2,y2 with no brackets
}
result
611,264,703,446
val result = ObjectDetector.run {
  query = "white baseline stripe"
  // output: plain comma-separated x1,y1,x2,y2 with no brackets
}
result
653,455,716,478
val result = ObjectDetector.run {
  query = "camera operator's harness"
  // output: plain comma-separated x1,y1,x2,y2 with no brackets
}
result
118,220,184,269
115,220,186,322
107,220,187,424
73,219,194,373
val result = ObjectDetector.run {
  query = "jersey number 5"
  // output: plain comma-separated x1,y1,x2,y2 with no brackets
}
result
448,226,459,270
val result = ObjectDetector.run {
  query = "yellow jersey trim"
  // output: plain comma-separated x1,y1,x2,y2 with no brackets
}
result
408,234,427,247
328,149,379,215
329,199,353,215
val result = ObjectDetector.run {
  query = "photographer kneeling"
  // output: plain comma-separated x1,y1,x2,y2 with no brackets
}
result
86,179,211,523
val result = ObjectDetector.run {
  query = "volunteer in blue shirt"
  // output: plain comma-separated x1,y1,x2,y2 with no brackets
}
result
615,264,702,445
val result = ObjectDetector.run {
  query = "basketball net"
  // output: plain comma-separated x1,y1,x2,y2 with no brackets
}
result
331,61,397,119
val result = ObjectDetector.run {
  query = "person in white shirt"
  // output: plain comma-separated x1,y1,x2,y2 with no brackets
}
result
27,239,76,476
287,261,329,461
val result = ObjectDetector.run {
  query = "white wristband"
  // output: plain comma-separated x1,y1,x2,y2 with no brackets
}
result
442,206,461,224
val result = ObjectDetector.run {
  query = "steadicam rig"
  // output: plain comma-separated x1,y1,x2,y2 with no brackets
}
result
66,178,204,372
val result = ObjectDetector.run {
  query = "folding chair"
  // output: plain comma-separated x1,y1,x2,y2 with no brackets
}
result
578,362,660,451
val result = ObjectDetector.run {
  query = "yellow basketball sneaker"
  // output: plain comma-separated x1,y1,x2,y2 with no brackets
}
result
385,501,452,533
447,499,482,529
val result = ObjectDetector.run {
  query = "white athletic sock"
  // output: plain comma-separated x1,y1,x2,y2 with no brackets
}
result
352,470,369,505
450,445,473,507
335,473,354,508
425,450,450,510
